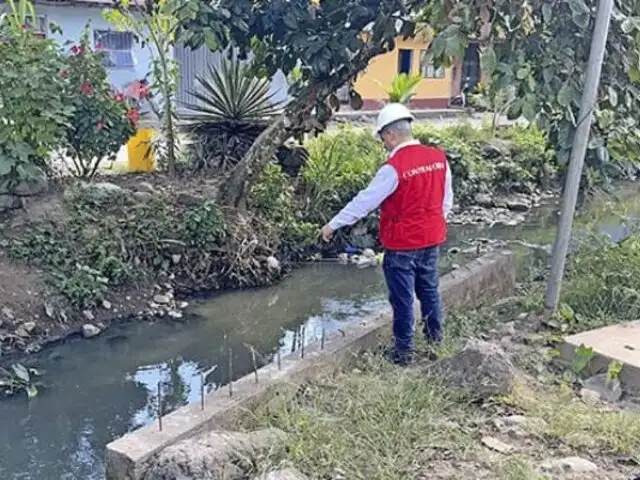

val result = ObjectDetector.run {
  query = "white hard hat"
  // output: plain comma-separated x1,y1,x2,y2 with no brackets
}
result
375,103,415,135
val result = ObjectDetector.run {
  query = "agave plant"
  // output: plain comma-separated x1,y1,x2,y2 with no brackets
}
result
181,56,283,172
386,73,423,104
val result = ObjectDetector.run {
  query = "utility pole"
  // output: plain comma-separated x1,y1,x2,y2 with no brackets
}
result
544,0,614,310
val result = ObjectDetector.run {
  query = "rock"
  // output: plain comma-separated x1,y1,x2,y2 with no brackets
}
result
177,301,189,309
481,436,513,453
167,310,183,320
1,168,47,197
171,254,182,265
82,324,101,338
102,300,112,310
474,193,494,208
337,253,349,264
133,191,153,203
82,310,95,321
493,415,547,435
176,192,201,206
142,429,286,480
539,457,598,474
580,387,602,405
153,294,171,305
137,181,156,194
22,321,37,333
435,340,517,399
1,306,15,321
65,182,128,206
506,198,531,212
266,256,281,271
254,468,309,480
43,302,55,319
583,373,623,403
0,194,21,212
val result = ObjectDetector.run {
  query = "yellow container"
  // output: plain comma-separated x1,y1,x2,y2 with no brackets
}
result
126,128,155,173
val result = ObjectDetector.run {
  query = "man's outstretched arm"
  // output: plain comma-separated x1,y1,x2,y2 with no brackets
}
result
321,165,398,241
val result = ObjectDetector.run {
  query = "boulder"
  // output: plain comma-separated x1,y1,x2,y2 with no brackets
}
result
473,193,494,208
143,429,286,480
0,194,21,212
0,168,47,197
254,468,309,480
539,456,598,474
82,324,101,338
435,340,517,399
582,373,623,403
64,182,129,206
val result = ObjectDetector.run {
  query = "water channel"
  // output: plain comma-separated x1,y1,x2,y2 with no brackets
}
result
0,189,637,479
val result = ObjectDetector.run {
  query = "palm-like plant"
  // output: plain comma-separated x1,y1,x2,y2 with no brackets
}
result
386,73,423,104
181,56,283,172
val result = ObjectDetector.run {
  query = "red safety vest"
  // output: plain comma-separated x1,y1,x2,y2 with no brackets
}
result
379,143,447,250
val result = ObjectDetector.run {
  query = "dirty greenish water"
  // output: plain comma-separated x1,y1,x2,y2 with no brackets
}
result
0,187,638,480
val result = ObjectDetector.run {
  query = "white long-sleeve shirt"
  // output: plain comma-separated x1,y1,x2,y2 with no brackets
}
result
328,140,454,231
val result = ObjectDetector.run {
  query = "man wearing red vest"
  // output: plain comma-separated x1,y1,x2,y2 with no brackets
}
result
321,103,453,365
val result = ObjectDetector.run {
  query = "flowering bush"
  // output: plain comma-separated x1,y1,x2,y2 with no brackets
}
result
0,17,71,189
60,28,139,178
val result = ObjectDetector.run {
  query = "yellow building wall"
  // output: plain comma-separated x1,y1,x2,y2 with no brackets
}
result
354,36,454,103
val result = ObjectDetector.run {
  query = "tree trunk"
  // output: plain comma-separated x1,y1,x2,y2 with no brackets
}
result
218,114,289,208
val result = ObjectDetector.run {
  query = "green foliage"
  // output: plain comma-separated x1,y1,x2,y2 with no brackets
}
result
175,0,416,134
181,56,282,172
61,28,137,178
561,235,640,327
571,344,595,375
0,363,42,399
250,163,317,258
423,0,640,185
386,73,423,104
0,7,71,186
183,200,227,248
302,125,385,223
8,196,230,307
103,0,180,174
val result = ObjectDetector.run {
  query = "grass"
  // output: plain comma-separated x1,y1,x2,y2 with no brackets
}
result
240,235,640,478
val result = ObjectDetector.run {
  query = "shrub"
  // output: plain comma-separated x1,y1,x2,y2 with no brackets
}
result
60,28,138,178
250,163,317,258
181,56,282,172
302,124,385,222
0,13,71,188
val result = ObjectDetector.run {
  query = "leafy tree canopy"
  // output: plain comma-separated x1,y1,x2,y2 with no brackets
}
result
175,0,640,205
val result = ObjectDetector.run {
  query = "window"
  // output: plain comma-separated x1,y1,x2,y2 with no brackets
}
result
420,50,445,79
397,49,413,74
94,30,136,68
26,15,47,38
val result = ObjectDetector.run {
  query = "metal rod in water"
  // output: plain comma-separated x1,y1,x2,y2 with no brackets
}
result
157,381,163,431
228,347,233,397
200,373,205,411
248,344,259,384
200,365,218,411
321,321,326,350
277,350,282,370
300,325,306,359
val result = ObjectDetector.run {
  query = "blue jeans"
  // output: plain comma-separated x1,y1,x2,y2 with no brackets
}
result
382,246,442,353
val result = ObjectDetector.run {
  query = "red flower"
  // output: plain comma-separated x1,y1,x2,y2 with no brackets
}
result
59,71,69,79
20,24,27,30
95,43,104,50
139,85,151,99
127,108,140,125
70,45,85,56
96,120,106,131
113,92,125,103
80,81,93,95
